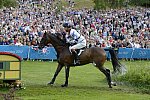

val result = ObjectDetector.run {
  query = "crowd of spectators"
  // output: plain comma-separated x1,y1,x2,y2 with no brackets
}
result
0,0,150,49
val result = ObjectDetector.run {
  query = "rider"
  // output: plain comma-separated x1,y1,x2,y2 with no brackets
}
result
63,22,86,64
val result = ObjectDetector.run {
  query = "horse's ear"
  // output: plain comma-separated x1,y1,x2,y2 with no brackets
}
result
43,31,48,36
42,31,47,37
44,31,47,35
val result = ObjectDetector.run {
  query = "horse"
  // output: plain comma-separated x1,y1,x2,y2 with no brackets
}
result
38,32,126,88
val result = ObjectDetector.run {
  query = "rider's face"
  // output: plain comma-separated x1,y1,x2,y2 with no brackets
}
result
64,27,69,32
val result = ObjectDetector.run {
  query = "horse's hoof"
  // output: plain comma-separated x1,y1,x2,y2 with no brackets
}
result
47,82,54,86
61,84,68,87
111,82,117,86
109,86,112,88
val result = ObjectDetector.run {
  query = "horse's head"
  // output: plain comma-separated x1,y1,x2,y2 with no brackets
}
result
38,32,49,49
38,32,67,50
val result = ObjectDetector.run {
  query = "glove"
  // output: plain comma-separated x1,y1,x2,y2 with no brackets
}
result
70,40,77,44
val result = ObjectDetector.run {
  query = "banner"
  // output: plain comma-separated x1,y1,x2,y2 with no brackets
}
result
132,48,150,59
29,47,57,60
118,48,150,59
0,45,29,59
118,48,134,59
0,46,149,59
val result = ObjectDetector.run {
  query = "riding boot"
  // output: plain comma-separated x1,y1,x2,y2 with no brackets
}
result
72,51,80,65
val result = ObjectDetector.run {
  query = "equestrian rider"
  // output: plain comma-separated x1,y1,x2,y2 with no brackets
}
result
63,22,86,64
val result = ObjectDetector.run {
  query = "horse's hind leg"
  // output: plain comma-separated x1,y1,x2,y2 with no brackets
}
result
96,64,112,88
48,63,63,85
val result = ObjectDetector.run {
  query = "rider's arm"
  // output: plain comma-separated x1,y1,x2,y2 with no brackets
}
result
70,29,80,41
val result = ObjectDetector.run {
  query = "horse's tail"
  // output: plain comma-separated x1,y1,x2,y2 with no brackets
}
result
105,48,127,75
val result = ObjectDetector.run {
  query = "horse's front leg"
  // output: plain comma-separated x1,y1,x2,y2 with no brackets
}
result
61,66,70,87
48,63,63,85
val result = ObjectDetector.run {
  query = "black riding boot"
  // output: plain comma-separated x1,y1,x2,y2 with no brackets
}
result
73,51,80,65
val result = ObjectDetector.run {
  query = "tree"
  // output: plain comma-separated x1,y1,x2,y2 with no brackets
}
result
129,0,150,7
0,0,3,8
93,0,125,10
92,0,108,10
92,0,150,10
0,0,18,8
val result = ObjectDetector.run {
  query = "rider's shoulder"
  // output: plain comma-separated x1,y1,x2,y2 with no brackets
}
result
70,29,76,33
71,29,78,33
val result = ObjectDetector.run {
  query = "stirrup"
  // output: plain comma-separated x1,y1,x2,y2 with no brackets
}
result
74,59,80,65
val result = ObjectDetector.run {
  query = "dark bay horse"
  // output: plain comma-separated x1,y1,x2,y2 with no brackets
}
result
38,32,126,88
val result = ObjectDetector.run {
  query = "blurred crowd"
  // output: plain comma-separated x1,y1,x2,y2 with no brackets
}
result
0,0,150,48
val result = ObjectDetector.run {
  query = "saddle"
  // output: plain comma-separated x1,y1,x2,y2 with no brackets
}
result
75,47,86,56
71,47,86,65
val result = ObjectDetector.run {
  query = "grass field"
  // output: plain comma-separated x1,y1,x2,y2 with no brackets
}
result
56,0,94,10
0,60,150,100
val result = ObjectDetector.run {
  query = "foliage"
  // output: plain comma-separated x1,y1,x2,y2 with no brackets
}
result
59,0,94,10
117,62,150,93
93,0,125,10
0,0,18,8
129,0,150,7
93,0,107,10
92,0,126,10
92,0,150,10
0,0,3,8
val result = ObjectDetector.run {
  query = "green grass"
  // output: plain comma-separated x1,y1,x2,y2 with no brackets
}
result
58,0,94,10
72,0,94,9
117,63,150,89
0,60,150,100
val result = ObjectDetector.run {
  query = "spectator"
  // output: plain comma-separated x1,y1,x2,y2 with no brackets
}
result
0,0,149,49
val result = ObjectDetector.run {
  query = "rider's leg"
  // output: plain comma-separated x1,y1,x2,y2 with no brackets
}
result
71,49,80,64
72,49,80,64
69,43,86,65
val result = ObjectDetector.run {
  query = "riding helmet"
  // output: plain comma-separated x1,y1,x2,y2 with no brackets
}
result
63,22,72,28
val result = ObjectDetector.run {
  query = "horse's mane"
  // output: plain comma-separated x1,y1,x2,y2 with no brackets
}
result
48,32,68,47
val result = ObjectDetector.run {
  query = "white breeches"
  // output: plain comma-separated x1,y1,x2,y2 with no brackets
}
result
69,39,86,51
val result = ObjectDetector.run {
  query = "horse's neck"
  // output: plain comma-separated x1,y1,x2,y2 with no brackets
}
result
54,46,64,54
52,43,69,55
48,34,69,55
